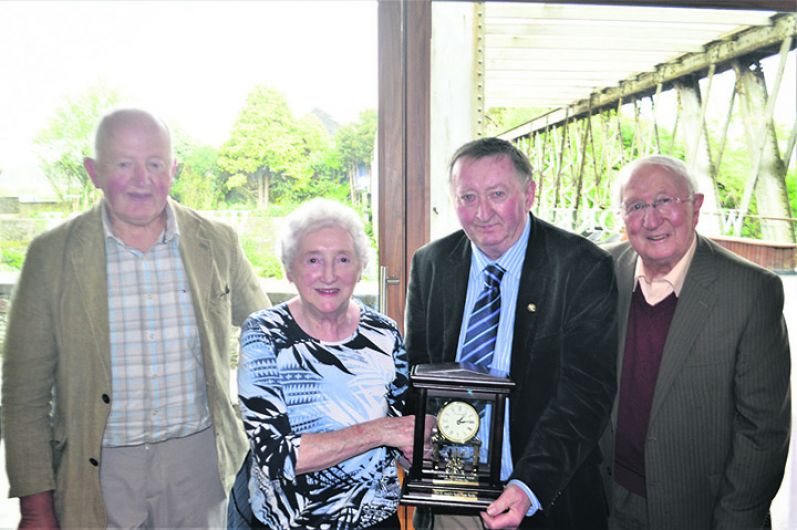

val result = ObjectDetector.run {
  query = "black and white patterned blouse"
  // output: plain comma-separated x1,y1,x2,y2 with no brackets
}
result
237,300,409,529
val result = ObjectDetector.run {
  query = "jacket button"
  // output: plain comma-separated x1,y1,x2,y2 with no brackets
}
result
102,394,110,404
89,458,99,466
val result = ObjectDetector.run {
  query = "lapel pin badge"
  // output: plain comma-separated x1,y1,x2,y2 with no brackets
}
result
527,303,536,313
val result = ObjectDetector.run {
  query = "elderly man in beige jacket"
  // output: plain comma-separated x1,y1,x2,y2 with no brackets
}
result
2,109,268,528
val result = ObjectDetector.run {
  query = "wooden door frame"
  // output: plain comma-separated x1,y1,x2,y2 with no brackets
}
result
377,0,431,331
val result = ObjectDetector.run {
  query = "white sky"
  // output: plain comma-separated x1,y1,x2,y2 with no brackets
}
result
0,0,378,194
1,1,793,197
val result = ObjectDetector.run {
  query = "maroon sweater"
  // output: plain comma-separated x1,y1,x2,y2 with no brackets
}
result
614,288,678,497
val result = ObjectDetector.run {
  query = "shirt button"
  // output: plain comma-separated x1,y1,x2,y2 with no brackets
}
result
102,394,110,404
89,458,99,466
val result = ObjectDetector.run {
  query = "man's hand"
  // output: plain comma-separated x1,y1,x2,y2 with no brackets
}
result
18,490,59,530
481,483,531,529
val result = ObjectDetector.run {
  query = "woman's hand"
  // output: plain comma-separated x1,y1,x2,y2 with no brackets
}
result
391,414,435,464
296,414,436,474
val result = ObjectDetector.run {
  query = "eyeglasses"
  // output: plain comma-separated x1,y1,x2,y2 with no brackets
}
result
622,196,693,219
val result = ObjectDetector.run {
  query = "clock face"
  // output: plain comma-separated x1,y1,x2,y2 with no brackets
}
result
437,400,480,444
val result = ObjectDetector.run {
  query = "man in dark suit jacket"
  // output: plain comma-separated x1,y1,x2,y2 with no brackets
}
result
405,137,618,529
602,155,790,529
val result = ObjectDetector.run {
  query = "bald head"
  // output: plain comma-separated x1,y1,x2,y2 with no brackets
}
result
84,109,177,246
94,109,173,165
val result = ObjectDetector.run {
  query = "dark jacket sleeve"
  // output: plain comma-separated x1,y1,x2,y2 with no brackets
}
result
509,244,618,512
405,249,431,367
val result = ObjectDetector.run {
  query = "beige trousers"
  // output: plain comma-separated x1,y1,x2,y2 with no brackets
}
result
100,427,226,529
433,513,485,529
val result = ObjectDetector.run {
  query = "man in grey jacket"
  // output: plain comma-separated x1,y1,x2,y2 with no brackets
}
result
603,155,790,529
2,109,268,528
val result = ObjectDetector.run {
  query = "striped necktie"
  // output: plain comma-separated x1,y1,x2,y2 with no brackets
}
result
460,264,505,368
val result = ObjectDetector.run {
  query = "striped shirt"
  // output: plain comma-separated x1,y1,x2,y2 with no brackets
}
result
456,217,541,513
101,202,211,447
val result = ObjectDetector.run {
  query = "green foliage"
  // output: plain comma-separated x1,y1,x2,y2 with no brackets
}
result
172,129,222,209
332,109,377,228
241,237,284,279
271,113,339,203
335,109,377,173
484,107,545,136
217,85,374,210
0,241,27,270
298,113,333,169
272,171,348,205
715,146,749,211
34,83,122,208
510,94,794,242
218,85,310,207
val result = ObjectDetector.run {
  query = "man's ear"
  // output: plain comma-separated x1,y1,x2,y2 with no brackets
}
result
525,179,536,211
84,157,102,188
691,193,705,227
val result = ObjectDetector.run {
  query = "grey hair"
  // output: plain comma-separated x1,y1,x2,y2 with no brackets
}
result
279,198,370,277
615,155,698,205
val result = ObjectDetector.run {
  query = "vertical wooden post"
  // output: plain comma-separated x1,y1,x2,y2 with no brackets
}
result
377,0,431,334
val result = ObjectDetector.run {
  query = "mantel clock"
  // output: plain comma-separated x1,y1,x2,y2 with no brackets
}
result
401,362,515,509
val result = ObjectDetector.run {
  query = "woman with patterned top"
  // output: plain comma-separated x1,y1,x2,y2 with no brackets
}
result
231,198,434,530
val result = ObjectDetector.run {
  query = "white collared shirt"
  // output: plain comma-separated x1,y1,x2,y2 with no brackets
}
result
634,236,698,305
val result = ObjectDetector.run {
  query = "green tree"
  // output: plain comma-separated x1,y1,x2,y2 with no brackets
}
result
172,129,222,210
484,107,545,136
272,112,348,203
334,109,376,204
34,83,122,209
218,85,307,208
